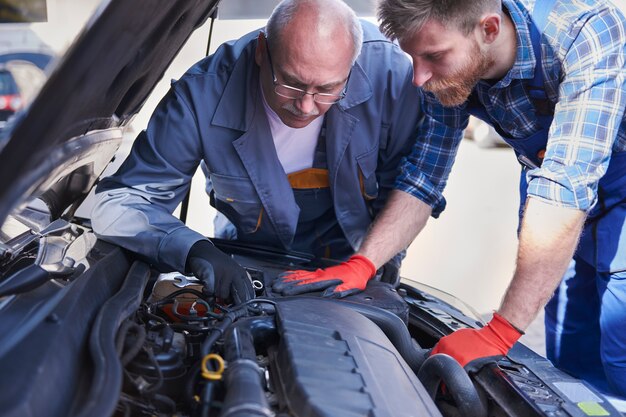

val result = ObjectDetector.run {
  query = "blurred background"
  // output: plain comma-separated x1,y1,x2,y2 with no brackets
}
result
1,0,543,353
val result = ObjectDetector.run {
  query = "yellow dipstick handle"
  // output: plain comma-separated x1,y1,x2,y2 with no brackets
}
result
201,353,225,380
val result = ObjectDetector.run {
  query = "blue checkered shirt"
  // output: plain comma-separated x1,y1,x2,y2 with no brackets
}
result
396,0,626,217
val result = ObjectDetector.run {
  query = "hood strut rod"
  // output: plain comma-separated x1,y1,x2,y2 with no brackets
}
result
179,7,218,224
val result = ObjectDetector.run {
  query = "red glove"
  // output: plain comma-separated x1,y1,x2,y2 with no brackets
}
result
431,312,522,368
272,255,376,298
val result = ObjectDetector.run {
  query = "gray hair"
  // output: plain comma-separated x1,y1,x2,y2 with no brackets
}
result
266,0,363,64
377,0,501,40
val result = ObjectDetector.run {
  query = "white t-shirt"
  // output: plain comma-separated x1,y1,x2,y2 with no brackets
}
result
261,87,324,175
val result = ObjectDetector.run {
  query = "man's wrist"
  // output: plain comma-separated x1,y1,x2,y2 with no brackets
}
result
349,254,377,278
492,312,524,336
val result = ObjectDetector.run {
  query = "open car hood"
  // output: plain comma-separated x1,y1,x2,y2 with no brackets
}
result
0,0,220,226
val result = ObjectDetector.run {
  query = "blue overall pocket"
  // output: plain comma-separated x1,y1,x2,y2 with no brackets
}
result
579,152,626,273
209,173,263,234
356,148,379,201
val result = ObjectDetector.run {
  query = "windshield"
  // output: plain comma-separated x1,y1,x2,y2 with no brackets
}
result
0,71,18,95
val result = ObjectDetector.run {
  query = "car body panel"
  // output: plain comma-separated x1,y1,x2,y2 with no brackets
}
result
0,0,220,223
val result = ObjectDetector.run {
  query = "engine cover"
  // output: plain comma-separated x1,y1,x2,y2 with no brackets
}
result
269,298,442,417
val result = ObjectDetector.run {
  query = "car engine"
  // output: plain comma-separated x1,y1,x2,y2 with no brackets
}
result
1,237,623,417
115,265,442,417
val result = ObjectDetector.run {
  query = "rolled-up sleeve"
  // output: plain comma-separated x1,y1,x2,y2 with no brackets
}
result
527,6,626,210
394,93,468,217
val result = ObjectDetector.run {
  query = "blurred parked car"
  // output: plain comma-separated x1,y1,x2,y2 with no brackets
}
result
0,60,48,129
0,25,55,67
0,1,623,417
0,26,54,130
0,66,21,128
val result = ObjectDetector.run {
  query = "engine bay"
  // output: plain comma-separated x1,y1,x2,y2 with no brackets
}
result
109,241,624,417
113,241,441,417
0,236,623,417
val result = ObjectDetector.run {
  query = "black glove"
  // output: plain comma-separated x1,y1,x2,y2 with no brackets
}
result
379,261,400,287
185,240,255,305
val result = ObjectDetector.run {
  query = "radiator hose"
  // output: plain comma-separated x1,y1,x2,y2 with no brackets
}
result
335,300,429,373
418,354,488,417
336,299,487,417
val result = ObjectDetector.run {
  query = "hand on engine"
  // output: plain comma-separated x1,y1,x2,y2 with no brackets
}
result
185,240,255,305
272,254,376,298
430,312,522,369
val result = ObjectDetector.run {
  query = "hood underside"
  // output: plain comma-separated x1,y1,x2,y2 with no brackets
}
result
0,0,220,224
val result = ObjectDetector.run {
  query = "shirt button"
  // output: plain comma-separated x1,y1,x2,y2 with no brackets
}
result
537,149,546,160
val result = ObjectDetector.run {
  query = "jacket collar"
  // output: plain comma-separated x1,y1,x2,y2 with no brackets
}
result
230,94,301,247
212,36,372,132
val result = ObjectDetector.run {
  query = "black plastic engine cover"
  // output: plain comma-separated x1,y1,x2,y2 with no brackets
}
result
269,298,442,417
342,280,409,324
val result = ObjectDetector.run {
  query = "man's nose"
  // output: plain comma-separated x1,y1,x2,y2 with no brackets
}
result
412,61,432,87
296,93,317,114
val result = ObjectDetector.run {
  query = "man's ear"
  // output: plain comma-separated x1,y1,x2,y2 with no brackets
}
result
255,32,266,66
479,13,501,44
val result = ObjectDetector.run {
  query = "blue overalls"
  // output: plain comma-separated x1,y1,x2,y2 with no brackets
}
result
467,0,626,397
213,121,352,261
289,124,353,260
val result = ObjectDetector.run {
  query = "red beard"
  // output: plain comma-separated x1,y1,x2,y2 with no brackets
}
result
424,41,494,107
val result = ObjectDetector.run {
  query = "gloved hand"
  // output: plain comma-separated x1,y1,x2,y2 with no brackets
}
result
185,240,255,305
272,254,376,298
430,312,522,369
379,261,401,287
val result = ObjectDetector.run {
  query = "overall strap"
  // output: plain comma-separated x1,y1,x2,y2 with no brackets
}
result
312,118,328,169
527,0,557,111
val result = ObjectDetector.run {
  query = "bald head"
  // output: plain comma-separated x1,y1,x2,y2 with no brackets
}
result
266,0,363,65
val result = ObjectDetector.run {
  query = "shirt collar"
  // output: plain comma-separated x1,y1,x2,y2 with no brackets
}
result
493,0,537,88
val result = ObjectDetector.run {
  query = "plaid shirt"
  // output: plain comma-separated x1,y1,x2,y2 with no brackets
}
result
396,0,626,217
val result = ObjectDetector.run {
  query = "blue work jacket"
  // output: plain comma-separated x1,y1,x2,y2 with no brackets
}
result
92,21,422,273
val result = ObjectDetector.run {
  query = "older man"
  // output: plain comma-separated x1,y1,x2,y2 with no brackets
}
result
281,0,626,396
91,0,421,304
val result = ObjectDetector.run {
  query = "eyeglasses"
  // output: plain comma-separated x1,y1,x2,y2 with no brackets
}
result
265,40,349,105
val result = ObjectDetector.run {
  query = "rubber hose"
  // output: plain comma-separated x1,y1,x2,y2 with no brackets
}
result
219,322,273,417
418,354,487,417
335,300,430,373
